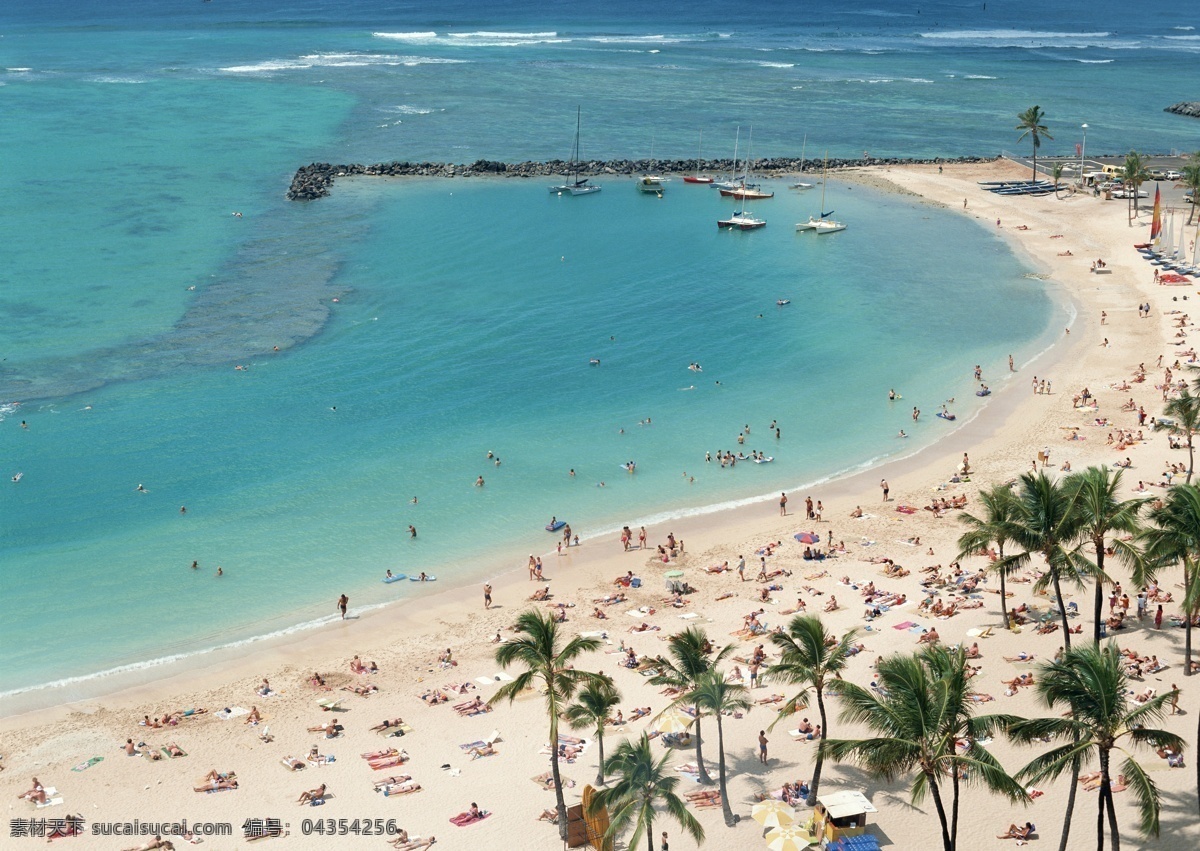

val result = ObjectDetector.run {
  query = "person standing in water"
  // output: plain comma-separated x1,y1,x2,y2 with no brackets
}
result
337,594,349,619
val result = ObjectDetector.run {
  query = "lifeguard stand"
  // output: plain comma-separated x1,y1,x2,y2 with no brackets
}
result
812,790,879,849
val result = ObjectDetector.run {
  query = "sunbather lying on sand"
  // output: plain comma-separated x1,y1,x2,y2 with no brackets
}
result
343,684,378,697
164,743,186,758
419,690,449,705
629,623,660,632
997,822,1034,840
467,744,496,759
392,837,435,851
371,718,405,732
122,837,175,851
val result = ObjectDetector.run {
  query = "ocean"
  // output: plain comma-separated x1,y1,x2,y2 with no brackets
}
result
0,0,1191,698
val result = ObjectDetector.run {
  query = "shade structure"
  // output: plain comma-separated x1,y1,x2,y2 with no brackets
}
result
665,570,684,578
655,709,694,734
765,824,814,851
794,532,820,544
751,798,796,828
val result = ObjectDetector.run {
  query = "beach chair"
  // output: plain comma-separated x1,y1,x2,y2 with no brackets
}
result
316,698,342,711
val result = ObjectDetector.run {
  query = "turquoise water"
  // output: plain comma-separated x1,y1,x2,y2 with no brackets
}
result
6,0,1186,695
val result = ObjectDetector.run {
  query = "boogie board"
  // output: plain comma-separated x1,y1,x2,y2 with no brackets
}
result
546,520,566,532
976,389,991,397
936,411,957,421
409,575,437,582
383,573,406,584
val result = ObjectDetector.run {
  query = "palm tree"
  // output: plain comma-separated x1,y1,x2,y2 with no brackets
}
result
1063,467,1147,644
767,615,858,805
821,646,1026,851
491,610,603,841
1009,643,1184,851
1183,161,1200,226
690,669,752,827
1165,389,1200,484
648,627,735,785
1121,150,1148,224
995,471,1088,647
1051,162,1064,198
1142,484,1200,676
956,484,1022,628
587,734,705,851
1016,106,1052,180
564,674,622,787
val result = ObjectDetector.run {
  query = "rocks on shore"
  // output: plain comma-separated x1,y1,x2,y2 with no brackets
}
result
286,155,998,201
1165,102,1200,119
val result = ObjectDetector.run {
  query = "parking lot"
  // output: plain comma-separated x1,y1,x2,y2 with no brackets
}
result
1006,152,1194,212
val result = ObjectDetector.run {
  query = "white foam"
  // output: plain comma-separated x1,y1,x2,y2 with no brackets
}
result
221,54,465,73
1164,35,1200,40
7,67,32,72
964,74,998,79
1071,58,1114,63
1172,26,1195,30
371,31,438,41
0,602,391,700
374,30,567,47
448,31,558,39
385,104,441,115
89,76,145,84
757,61,796,68
919,29,1111,40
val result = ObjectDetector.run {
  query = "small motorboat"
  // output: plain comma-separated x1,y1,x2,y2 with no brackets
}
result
589,358,601,366
683,175,714,184
637,175,666,195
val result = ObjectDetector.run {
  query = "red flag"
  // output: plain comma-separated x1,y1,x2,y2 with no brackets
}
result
1150,184,1162,242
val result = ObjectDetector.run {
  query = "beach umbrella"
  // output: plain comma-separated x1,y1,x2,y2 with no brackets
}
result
765,824,812,851
752,798,796,828
794,532,820,544
655,709,694,734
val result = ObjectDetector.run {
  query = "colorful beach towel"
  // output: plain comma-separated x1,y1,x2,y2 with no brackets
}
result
71,756,104,772
450,812,491,827
892,621,916,630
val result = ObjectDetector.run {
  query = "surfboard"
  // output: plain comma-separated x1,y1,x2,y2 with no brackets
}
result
409,575,437,582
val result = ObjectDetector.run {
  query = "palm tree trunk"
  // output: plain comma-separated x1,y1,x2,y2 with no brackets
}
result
926,772,954,851
1051,567,1073,650
646,819,656,851
807,687,828,806
715,714,736,827
549,714,570,842
1186,561,1194,676
1095,751,1107,851
1100,748,1120,851
692,707,712,784
998,545,1009,628
1195,699,1199,818
595,727,606,787
950,761,961,850
1058,748,1080,851
1188,435,1195,485
1093,542,1106,645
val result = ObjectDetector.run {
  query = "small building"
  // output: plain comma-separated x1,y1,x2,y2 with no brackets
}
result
813,789,879,848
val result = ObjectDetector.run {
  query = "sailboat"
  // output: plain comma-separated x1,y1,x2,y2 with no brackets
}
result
712,127,742,192
684,131,713,184
719,127,774,200
549,106,600,196
791,134,814,190
796,153,845,234
636,136,666,195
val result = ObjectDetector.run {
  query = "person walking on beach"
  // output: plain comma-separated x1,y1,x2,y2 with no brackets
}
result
779,492,788,516
1009,354,1014,372
880,479,889,501
758,730,769,764
1155,605,1164,630
805,496,814,519
337,594,349,619
483,584,492,610
737,556,745,582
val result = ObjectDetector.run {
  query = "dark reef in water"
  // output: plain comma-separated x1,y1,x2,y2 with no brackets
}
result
1164,101,1200,119
286,155,1000,201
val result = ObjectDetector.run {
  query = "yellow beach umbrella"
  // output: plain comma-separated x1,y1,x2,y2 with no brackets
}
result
765,824,812,851
655,709,694,735
751,798,796,828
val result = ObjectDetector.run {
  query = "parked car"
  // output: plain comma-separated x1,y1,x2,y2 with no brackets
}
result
1112,188,1149,199
1164,170,1182,181
1145,169,1167,180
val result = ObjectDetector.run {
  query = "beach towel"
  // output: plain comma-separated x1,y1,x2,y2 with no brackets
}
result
678,613,698,619
893,621,916,630
161,747,188,759
450,812,491,827
35,788,64,809
215,707,250,720
72,756,104,772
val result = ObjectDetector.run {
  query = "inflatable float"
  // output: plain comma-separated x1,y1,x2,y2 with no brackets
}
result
383,573,406,584
546,520,566,532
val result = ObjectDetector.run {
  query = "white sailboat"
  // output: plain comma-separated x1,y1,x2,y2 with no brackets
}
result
719,126,773,199
791,134,814,190
796,153,845,234
636,136,666,195
684,131,713,184
712,126,741,192
550,106,600,196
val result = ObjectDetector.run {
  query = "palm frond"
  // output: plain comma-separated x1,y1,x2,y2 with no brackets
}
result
1120,755,1163,838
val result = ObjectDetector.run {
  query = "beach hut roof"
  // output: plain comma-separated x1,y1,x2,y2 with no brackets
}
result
817,790,878,820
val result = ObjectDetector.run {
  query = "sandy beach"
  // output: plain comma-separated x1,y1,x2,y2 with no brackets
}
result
6,159,1198,850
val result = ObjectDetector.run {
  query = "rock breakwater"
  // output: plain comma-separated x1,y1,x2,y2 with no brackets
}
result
286,155,999,201
1165,101,1200,119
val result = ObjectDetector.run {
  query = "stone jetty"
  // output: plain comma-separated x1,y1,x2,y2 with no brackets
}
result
1165,102,1200,119
286,155,998,201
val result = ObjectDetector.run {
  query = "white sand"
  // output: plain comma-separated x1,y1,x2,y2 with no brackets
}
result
4,161,1197,850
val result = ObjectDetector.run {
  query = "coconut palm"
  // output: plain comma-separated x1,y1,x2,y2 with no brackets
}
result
689,669,752,827
821,646,1026,851
564,674,622,787
1051,162,1064,198
767,615,858,805
994,471,1090,648
956,483,1023,628
1063,467,1147,644
491,610,604,841
1016,106,1052,180
587,734,705,851
1165,389,1200,484
1121,150,1148,224
1010,643,1184,850
1182,159,1200,226
1142,484,1200,675
648,627,735,785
